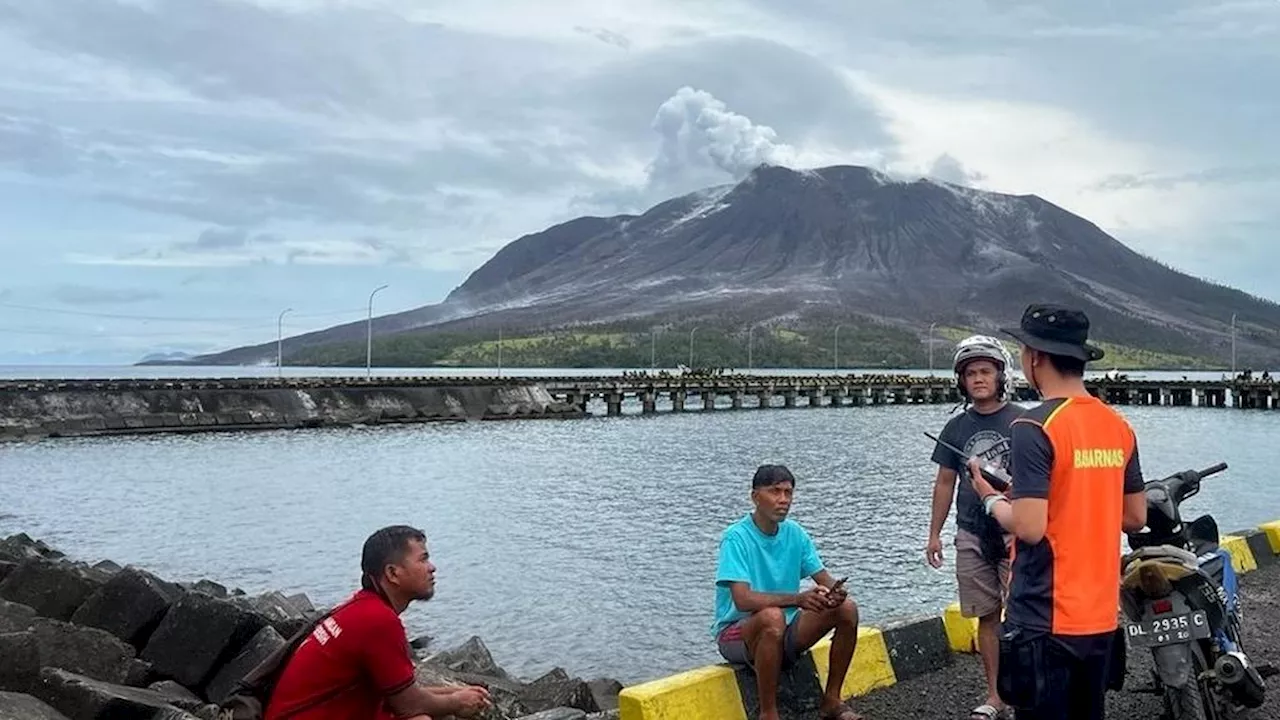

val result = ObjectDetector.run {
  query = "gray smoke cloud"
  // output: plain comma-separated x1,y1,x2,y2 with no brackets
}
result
646,86,794,191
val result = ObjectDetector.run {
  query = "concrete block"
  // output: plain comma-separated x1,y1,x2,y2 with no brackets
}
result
29,617,139,685
203,625,285,706
881,616,952,682
32,668,182,720
618,665,747,720
0,691,71,720
811,626,896,700
0,632,40,694
0,559,106,622
141,593,267,690
72,568,183,649
1221,534,1258,574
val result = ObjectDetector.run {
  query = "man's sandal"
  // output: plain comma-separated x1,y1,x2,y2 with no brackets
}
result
969,704,1010,720
819,704,864,720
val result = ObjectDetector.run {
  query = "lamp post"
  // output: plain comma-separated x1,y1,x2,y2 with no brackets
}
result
651,330,657,371
747,326,755,372
688,327,698,368
277,307,293,377
833,325,842,372
497,327,503,377
1231,313,1237,376
366,284,388,377
928,322,936,373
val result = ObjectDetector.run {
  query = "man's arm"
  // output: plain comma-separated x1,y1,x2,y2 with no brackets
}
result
386,685,490,718
718,534,798,611
728,581,801,612
975,420,1051,544
1122,437,1148,532
928,467,958,540
356,612,490,719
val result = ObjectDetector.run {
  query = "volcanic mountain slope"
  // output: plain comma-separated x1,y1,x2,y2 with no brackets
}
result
188,164,1280,367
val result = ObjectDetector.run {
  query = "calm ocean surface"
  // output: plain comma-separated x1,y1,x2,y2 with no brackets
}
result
0,365,1275,684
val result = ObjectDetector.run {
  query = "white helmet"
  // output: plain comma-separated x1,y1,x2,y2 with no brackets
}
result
953,334,1015,400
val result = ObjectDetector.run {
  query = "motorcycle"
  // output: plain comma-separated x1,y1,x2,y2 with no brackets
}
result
1121,461,1270,719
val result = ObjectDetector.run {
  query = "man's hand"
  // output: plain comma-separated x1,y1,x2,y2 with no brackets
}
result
925,534,944,569
450,686,493,718
798,587,831,612
826,584,848,608
967,458,998,500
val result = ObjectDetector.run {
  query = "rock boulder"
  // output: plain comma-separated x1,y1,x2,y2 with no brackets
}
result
204,625,286,705
0,534,64,564
146,682,202,708
0,632,40,694
71,568,182,649
0,691,72,720
517,710,586,720
586,679,622,711
32,668,191,720
141,592,267,691
0,599,36,634
518,669,599,715
0,559,106,622
431,636,507,678
29,618,139,685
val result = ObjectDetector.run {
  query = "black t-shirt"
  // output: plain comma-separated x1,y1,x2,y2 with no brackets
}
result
931,403,1024,535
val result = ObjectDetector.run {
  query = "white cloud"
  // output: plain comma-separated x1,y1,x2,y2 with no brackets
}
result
844,71,1214,235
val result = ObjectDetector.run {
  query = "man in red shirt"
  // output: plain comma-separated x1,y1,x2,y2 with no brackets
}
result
265,525,493,720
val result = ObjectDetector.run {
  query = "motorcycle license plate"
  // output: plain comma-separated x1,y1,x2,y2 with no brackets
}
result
1126,610,1211,648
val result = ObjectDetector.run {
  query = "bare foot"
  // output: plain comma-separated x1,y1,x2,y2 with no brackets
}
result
819,699,865,720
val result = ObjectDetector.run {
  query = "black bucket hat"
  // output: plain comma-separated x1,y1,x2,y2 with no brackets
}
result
1001,303,1105,362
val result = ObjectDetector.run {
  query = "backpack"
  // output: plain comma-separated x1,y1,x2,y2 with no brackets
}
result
216,609,354,720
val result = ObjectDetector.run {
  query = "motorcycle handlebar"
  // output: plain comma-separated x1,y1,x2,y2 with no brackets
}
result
1198,462,1228,478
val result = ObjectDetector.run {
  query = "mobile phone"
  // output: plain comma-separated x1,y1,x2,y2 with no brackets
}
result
831,576,848,591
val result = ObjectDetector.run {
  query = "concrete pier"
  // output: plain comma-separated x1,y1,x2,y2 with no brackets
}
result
2,374,1276,439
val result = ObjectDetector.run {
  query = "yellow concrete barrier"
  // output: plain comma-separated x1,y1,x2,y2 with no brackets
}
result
1259,520,1280,554
942,602,978,653
811,626,897,699
1221,534,1258,574
618,664,747,720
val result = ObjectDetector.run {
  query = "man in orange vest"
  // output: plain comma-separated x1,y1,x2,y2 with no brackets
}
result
968,304,1147,720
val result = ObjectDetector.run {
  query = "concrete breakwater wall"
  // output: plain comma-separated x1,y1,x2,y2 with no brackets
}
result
0,378,585,440
0,532,622,720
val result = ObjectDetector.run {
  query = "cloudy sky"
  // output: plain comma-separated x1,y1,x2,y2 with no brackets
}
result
0,0,1276,364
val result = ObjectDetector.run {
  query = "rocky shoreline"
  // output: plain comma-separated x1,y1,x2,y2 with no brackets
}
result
0,532,621,720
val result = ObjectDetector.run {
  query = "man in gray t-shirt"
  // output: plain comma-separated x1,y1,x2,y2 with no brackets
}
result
926,335,1022,720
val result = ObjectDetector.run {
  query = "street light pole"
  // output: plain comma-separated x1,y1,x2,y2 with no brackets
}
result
366,284,388,377
748,326,754,372
834,325,842,372
688,327,697,368
277,307,293,377
498,328,503,377
651,330,656,371
928,322,936,373
1231,313,1237,376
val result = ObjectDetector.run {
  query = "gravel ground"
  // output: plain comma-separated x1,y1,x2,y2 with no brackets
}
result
851,561,1280,720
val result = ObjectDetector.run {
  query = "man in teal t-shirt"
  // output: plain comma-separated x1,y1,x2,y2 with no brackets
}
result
713,465,865,720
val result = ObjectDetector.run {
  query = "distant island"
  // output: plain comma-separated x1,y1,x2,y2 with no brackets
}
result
146,163,1280,371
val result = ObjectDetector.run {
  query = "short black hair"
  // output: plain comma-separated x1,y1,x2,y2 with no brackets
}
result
1046,352,1087,378
752,464,796,489
361,525,426,591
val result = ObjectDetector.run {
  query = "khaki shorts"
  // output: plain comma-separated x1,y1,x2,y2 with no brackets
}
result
956,528,1011,619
